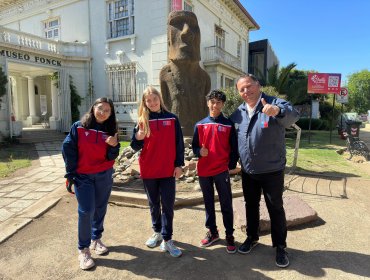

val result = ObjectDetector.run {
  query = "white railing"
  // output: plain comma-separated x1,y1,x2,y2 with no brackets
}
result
203,46,241,71
0,26,89,57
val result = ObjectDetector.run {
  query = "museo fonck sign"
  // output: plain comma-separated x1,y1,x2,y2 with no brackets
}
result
0,49,62,67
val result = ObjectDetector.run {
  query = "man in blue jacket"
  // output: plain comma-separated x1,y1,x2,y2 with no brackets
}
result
230,74,299,268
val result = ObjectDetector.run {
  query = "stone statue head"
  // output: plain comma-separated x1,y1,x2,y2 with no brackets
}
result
167,10,201,62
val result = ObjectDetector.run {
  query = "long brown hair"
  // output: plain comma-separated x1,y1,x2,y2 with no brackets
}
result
138,86,168,137
81,97,118,136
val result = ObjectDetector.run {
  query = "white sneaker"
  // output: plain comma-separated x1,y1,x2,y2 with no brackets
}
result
90,239,108,255
160,240,182,257
78,248,95,270
145,232,162,248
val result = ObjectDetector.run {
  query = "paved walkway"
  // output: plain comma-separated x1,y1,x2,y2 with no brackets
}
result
0,141,66,243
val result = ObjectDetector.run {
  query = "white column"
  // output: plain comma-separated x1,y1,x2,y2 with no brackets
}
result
49,78,60,130
51,81,59,118
26,76,38,125
27,76,36,116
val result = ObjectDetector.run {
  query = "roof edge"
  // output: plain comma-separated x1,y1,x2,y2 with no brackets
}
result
233,0,260,30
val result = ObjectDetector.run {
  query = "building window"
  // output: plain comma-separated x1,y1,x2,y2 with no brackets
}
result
225,77,234,89
237,41,241,58
215,25,225,49
184,0,193,11
107,0,135,39
118,126,128,137
43,18,60,40
250,51,265,80
106,62,137,102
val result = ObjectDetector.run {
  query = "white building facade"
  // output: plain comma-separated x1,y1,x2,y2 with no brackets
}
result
0,0,258,139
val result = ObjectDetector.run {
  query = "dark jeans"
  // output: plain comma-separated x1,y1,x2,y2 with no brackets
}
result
241,170,287,248
143,177,176,241
199,171,234,236
74,168,113,250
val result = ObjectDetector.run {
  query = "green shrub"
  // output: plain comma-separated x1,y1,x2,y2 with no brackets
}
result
222,87,243,117
296,118,329,130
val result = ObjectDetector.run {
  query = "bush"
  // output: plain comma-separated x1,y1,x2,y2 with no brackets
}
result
296,118,329,130
319,101,341,122
222,87,243,117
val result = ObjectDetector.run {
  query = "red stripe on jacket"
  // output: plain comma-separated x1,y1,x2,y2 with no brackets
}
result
139,118,176,179
197,123,232,176
77,127,115,174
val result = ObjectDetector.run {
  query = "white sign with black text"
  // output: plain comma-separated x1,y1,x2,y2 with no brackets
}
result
336,87,349,104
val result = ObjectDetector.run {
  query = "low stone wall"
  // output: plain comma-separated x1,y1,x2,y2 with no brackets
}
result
113,138,242,186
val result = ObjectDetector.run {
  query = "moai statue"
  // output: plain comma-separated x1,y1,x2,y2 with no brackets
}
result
160,10,211,136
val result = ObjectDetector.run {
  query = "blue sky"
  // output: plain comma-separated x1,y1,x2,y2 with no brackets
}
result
239,0,370,85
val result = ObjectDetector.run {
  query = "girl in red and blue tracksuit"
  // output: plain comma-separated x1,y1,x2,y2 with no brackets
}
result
192,90,238,253
131,86,184,258
62,97,120,270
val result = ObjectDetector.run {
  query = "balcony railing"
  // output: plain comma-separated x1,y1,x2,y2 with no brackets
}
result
0,26,89,57
203,46,241,71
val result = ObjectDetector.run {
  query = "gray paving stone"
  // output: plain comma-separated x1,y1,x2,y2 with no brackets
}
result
22,192,47,200
13,178,35,184
37,176,60,183
30,172,53,179
53,178,65,184
35,184,60,192
24,168,46,177
7,199,36,209
0,178,18,185
40,162,54,167
7,207,23,213
0,184,22,192
0,198,16,207
4,190,30,198
19,183,43,191
0,208,15,222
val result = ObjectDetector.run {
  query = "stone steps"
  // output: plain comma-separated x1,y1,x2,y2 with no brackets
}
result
18,127,66,144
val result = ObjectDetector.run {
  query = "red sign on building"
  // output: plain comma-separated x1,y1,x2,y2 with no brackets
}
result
171,0,182,11
307,73,341,94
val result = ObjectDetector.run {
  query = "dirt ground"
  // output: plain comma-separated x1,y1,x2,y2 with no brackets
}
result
0,175,369,280
1,125,369,279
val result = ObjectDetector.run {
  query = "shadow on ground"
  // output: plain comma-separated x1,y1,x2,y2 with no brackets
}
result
91,242,370,279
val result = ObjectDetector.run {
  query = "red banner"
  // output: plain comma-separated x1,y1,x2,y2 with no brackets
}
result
307,73,341,94
171,0,182,11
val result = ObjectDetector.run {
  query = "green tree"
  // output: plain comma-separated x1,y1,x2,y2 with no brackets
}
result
70,75,82,122
347,70,370,114
285,69,310,105
261,62,297,96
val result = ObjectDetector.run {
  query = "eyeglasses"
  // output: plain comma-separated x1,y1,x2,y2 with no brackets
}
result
95,106,111,115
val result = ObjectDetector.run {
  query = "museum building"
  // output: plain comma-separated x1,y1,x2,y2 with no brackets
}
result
0,0,258,139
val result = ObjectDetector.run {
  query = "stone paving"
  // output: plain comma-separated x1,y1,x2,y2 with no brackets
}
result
0,141,65,243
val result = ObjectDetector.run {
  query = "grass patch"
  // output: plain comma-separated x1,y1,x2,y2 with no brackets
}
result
286,130,369,178
119,141,130,153
0,144,36,178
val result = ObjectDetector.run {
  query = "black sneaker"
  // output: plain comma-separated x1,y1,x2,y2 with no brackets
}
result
200,231,220,247
225,235,237,254
276,246,289,268
238,237,258,254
